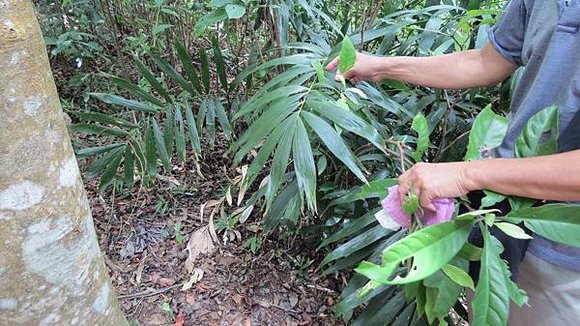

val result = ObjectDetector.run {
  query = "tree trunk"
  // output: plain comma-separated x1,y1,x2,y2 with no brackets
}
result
0,1,127,324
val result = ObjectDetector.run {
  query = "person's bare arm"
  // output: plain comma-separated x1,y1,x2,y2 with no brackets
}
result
397,150,580,210
326,42,517,90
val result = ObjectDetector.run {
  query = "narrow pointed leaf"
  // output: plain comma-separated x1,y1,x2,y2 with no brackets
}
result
152,118,171,172
292,118,317,212
184,105,201,153
134,58,173,103
174,39,202,94
302,111,367,183
108,75,165,106
90,93,159,113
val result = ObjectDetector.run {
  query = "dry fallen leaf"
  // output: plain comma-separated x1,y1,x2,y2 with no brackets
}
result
182,268,204,291
173,311,185,326
184,226,216,274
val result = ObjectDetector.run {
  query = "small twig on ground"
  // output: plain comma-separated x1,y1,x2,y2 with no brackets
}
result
117,283,183,300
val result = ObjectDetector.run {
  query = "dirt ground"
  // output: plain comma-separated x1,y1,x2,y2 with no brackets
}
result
87,140,345,326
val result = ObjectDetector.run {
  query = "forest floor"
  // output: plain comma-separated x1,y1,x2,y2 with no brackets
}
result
86,137,345,326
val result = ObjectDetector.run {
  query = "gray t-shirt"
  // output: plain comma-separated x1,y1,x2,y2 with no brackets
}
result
489,0,580,271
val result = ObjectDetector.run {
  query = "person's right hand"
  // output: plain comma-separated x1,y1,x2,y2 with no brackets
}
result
325,52,384,83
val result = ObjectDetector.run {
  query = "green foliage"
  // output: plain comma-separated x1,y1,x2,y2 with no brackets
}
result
77,40,232,190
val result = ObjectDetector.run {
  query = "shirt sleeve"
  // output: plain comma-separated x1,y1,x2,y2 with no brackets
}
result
488,0,528,66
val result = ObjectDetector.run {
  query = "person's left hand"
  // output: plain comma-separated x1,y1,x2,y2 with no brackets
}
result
397,162,476,211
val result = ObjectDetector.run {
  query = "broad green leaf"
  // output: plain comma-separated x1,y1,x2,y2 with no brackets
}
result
499,257,528,307
225,4,245,19
174,39,203,94
464,105,508,161
495,222,532,239
480,190,506,209
456,242,482,261
423,269,462,323
505,204,580,247
339,36,356,74
411,112,429,162
134,58,173,103
302,111,367,183
328,179,398,207
194,9,228,37
472,229,509,326
515,105,559,158
152,118,171,172
356,219,474,284
90,93,159,113
292,118,317,212
152,23,172,36
441,263,475,290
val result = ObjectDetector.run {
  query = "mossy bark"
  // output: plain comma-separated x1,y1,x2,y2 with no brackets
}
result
0,1,127,324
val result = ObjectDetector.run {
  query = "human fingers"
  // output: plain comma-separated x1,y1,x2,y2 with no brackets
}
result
397,173,410,203
325,57,339,71
418,188,436,212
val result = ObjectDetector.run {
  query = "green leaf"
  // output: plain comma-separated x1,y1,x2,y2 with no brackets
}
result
320,224,393,267
205,97,216,145
339,36,356,74
214,99,232,140
495,222,532,239
328,179,398,207
441,263,475,290
356,219,475,284
124,145,134,188
69,124,131,137
423,268,463,323
98,146,124,191
505,204,580,247
225,4,245,19
266,114,299,209
152,118,171,172
134,58,173,103
500,257,528,307
174,39,203,94
145,122,157,178
233,85,307,120
107,76,165,106
212,37,229,92
456,242,482,261
86,146,125,179
472,228,509,326
302,111,367,183
199,48,211,93
515,105,559,158
318,209,379,249
175,107,186,161
152,23,172,36
149,53,195,95
194,9,228,37
310,100,385,151
480,190,506,209
90,93,159,113
292,118,317,212
76,143,125,159
73,111,138,129
411,113,430,162
163,108,175,154
464,105,508,161
184,104,201,153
